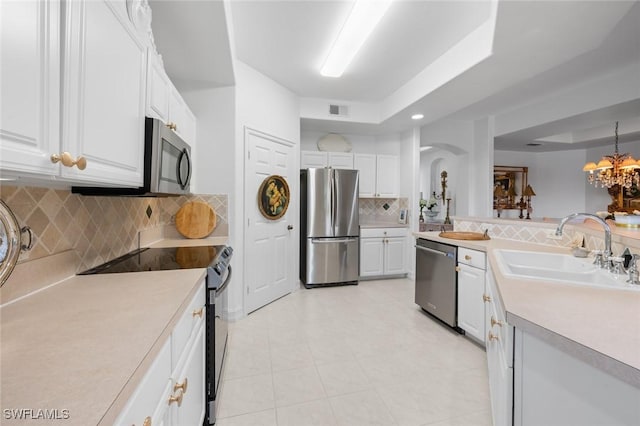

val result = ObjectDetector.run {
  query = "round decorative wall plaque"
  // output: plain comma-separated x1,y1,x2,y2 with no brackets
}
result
258,175,290,220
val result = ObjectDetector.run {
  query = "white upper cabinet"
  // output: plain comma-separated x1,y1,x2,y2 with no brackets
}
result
328,152,354,169
62,0,146,186
0,0,61,177
146,50,196,146
1,0,146,186
354,154,398,198
300,151,354,169
146,51,171,123
168,86,197,146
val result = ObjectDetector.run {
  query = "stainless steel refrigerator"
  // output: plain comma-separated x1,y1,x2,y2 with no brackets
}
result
300,168,359,288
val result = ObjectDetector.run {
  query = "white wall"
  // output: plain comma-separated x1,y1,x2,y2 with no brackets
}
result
233,60,300,319
182,86,236,195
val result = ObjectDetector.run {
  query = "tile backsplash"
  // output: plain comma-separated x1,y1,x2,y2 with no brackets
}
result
359,197,408,223
0,185,228,271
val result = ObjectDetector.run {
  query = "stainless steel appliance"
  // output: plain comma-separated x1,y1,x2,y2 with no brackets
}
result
415,238,459,329
72,117,191,196
300,168,359,288
78,244,232,425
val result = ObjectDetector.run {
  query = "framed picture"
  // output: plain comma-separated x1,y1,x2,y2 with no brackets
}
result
257,175,290,220
398,209,407,224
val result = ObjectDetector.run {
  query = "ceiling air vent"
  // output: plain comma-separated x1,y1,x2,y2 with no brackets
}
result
329,104,348,117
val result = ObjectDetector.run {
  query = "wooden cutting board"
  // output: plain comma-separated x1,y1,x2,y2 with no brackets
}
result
175,201,216,239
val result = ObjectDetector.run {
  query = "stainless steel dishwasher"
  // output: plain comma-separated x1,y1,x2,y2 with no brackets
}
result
415,238,459,329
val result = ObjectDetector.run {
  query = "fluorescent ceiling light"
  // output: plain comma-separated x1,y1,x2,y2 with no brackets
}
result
411,114,424,120
320,0,393,78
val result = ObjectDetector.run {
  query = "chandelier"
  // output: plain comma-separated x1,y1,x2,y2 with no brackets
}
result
582,122,640,189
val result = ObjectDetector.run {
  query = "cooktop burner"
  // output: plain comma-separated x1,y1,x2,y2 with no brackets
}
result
78,245,229,275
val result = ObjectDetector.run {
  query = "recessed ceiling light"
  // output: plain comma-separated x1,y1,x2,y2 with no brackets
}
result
320,0,394,78
411,114,424,120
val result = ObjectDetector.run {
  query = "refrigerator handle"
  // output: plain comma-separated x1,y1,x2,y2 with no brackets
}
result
330,171,335,233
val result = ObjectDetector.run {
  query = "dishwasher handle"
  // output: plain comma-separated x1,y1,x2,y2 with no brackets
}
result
415,244,452,257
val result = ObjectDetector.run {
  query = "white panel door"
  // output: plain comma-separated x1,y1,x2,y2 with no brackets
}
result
384,237,406,275
300,150,327,168
328,152,354,169
0,0,60,177
360,238,384,277
457,263,485,342
62,0,146,185
376,155,399,198
354,154,376,197
245,128,295,314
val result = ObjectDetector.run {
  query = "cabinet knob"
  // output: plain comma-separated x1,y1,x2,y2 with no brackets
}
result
50,152,87,170
490,316,503,327
143,416,152,426
192,307,204,318
465,255,472,261
482,294,492,303
455,266,460,272
166,122,177,131
174,377,188,394
488,331,499,341
168,390,184,406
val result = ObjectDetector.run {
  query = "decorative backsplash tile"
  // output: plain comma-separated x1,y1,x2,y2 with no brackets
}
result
359,197,408,222
454,218,640,256
0,185,228,271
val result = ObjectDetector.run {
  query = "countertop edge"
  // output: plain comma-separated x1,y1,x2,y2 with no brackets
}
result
98,269,207,425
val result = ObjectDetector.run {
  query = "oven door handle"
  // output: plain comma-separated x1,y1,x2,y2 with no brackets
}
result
215,265,232,295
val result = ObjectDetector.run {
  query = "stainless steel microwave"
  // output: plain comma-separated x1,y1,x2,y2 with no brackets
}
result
73,117,191,196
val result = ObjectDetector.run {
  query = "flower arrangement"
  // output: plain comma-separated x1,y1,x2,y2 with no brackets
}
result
419,192,439,221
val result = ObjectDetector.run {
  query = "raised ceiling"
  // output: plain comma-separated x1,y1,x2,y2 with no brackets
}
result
150,0,640,152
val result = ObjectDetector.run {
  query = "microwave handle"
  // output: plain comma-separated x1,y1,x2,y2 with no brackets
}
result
177,148,191,190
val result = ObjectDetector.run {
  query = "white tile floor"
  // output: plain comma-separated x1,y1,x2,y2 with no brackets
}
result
216,278,493,426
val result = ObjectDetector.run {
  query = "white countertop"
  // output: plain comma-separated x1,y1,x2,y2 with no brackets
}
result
0,269,206,426
0,236,226,425
414,231,640,387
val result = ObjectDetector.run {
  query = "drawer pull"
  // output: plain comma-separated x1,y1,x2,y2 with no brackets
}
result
174,378,188,394
465,255,472,261
168,391,184,406
192,307,204,318
488,331,499,341
491,316,503,327
143,416,152,426
483,294,492,302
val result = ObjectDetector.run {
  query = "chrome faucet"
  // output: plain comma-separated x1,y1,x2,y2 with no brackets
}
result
555,213,612,267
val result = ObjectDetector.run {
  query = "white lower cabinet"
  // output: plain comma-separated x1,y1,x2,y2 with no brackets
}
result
485,264,514,426
360,227,407,278
114,280,206,426
457,248,486,343
513,329,640,426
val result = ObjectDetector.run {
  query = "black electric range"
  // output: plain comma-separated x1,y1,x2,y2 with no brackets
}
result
79,244,233,425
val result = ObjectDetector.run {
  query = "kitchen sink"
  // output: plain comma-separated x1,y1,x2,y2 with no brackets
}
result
493,249,640,291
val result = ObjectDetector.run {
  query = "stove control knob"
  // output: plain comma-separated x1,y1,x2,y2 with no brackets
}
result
214,265,222,275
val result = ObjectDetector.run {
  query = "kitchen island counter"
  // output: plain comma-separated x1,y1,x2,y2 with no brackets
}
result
414,231,640,388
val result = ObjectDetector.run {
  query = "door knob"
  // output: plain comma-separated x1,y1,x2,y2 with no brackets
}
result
287,225,293,230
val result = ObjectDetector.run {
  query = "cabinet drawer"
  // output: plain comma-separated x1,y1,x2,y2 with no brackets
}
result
361,227,407,238
458,247,486,269
171,279,205,371
114,338,171,425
